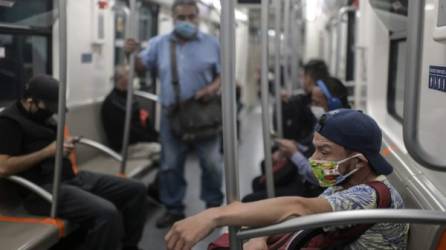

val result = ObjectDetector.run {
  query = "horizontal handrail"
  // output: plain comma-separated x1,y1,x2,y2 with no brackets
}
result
134,90,159,103
78,138,123,163
237,209,446,240
6,176,52,203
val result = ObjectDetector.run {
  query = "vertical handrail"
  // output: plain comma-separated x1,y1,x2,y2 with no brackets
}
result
221,1,241,249
51,0,68,218
335,6,355,77
261,0,275,198
274,0,283,138
120,0,137,175
290,4,300,91
404,0,446,170
283,0,292,93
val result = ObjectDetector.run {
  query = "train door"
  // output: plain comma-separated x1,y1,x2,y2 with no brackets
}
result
404,0,446,189
0,0,53,107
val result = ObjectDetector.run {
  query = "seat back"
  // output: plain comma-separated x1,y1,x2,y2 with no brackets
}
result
66,102,107,164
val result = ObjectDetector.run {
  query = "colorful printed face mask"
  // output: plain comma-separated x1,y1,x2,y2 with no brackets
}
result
309,154,362,187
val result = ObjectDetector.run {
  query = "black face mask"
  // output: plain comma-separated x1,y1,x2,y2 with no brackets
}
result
28,101,54,122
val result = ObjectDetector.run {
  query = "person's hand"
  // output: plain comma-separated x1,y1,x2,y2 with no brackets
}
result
165,209,218,250
243,237,268,250
43,138,76,158
280,91,290,103
63,140,75,157
124,38,140,54
276,139,299,158
195,85,217,100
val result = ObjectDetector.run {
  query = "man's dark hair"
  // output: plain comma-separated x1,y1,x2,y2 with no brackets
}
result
324,77,350,108
303,59,330,81
172,0,199,14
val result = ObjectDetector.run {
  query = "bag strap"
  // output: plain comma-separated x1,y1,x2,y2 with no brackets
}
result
367,180,392,209
287,181,391,250
170,39,181,105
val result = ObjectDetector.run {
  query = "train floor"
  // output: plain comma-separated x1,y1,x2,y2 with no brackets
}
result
138,105,265,250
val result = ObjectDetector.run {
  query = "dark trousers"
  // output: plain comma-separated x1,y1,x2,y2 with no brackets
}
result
26,171,148,250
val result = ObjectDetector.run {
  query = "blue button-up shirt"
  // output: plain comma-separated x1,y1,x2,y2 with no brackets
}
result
139,32,221,107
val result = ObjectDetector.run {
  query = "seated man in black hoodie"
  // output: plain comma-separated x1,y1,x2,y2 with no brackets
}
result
101,65,158,152
0,75,147,250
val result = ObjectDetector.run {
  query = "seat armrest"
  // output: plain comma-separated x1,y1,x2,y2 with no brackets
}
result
5,176,52,203
77,138,122,163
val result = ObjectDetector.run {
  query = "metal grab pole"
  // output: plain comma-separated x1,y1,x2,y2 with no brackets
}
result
274,0,283,138
335,6,355,78
221,1,241,249
120,0,137,175
290,4,300,91
261,0,275,198
283,0,292,93
51,0,68,218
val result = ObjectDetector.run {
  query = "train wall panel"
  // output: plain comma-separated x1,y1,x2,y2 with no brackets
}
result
417,0,446,168
64,0,115,107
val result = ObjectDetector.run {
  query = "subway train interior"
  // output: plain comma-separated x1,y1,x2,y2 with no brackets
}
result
1,0,446,249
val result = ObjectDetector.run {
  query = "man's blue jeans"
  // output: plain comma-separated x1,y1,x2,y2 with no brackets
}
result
159,109,224,214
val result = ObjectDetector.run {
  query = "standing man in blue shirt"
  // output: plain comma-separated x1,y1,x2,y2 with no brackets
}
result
125,0,224,228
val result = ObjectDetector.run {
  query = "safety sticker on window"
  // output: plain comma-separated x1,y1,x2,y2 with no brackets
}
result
429,65,446,92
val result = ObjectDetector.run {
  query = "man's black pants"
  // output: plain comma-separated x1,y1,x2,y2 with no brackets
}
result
26,171,148,250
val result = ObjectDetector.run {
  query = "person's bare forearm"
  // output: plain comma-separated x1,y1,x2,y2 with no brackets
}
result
0,147,52,176
210,198,309,228
208,76,221,93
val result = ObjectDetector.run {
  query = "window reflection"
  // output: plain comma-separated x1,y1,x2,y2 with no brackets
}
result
0,34,50,106
387,39,407,122
0,0,53,28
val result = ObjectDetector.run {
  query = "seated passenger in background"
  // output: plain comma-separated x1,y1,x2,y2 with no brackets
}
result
101,64,159,152
247,59,329,199
310,76,350,119
0,75,147,250
165,109,409,250
278,59,331,151
244,76,351,202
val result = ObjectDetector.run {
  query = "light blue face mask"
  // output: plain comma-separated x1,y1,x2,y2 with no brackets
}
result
174,21,198,39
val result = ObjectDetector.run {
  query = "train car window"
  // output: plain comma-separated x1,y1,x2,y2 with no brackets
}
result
0,0,53,29
0,34,50,107
114,8,128,66
369,0,408,16
0,0,52,107
138,3,158,43
387,39,407,122
113,1,158,66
